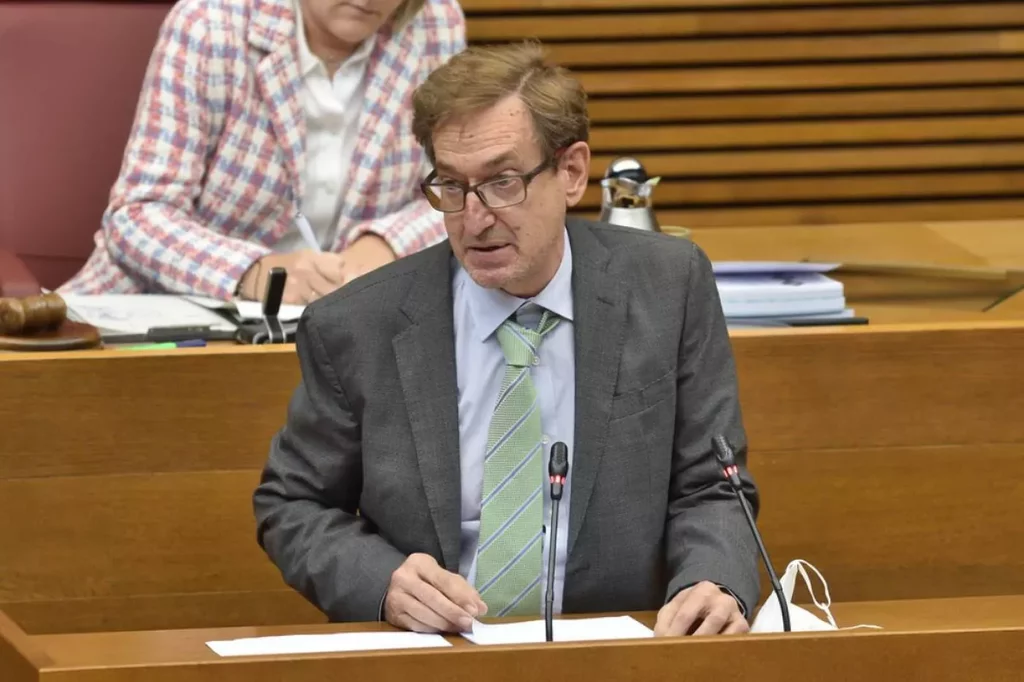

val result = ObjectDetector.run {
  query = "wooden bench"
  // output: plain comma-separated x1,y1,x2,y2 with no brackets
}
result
460,0,1024,227
2,323,1023,634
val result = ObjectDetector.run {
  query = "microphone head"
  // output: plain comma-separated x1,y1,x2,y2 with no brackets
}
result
262,267,287,317
549,442,569,477
711,435,735,466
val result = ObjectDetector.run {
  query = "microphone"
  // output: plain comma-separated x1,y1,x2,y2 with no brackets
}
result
545,441,569,643
711,435,791,633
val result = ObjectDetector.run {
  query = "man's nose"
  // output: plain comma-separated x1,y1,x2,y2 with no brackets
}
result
462,191,495,236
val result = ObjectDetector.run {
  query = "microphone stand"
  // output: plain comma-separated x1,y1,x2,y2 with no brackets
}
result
545,496,561,642
712,435,791,633
545,442,569,642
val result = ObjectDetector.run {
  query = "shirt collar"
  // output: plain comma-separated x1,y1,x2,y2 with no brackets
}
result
293,0,376,77
456,229,574,343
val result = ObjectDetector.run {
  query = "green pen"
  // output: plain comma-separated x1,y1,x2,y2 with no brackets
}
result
119,342,178,350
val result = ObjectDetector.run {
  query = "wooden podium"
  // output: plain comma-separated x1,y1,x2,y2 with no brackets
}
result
3,597,1023,682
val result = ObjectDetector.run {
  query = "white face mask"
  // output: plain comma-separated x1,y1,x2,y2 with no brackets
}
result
750,560,882,633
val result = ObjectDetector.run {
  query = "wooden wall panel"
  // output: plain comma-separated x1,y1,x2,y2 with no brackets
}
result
2,324,1023,632
459,0,1024,227
751,444,1024,601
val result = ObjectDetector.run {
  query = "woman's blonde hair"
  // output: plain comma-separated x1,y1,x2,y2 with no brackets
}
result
392,0,426,28
412,40,589,163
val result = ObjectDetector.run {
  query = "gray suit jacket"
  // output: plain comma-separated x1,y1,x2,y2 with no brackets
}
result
253,218,760,622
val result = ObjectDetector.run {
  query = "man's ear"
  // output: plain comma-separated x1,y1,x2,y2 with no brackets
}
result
559,141,591,208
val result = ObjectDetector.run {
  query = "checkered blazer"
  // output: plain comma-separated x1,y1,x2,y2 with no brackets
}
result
60,0,465,300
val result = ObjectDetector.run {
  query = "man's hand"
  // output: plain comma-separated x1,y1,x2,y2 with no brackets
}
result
385,554,488,633
239,250,346,304
340,233,395,284
654,581,749,637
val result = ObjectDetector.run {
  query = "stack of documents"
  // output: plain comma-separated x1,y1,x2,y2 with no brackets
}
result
61,294,306,340
712,262,855,328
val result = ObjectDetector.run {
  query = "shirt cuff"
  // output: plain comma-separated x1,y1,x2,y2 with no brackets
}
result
378,590,388,621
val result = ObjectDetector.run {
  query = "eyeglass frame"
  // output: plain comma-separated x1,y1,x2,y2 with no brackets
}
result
419,156,558,213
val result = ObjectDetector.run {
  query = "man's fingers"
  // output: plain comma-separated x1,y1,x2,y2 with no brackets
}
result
384,589,432,633
653,596,684,636
412,582,475,631
722,615,751,635
691,599,734,636
393,608,437,634
385,555,486,634
407,567,475,631
668,593,707,636
426,569,487,618
401,594,458,632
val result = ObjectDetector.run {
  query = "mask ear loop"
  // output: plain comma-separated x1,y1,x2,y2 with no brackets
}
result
796,560,883,631
795,561,837,628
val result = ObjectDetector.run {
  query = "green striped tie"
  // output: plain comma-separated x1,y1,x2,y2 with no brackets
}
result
475,308,561,617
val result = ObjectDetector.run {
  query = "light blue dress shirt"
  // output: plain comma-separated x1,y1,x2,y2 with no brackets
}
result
452,229,575,616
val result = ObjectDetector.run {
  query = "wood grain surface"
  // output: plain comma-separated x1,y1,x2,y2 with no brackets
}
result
2,322,1023,633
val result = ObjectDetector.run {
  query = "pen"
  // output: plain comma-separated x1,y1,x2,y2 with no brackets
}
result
295,211,321,252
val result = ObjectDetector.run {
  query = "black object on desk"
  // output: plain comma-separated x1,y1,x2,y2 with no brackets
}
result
236,267,296,344
102,325,237,344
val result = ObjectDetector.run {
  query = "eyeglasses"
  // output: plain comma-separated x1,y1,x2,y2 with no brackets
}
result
420,158,553,213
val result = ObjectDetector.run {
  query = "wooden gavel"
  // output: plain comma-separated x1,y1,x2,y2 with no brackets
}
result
0,293,68,336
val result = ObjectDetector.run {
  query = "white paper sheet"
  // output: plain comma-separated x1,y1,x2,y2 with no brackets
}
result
206,631,451,657
62,294,236,334
462,616,653,645
184,296,306,322
232,299,306,322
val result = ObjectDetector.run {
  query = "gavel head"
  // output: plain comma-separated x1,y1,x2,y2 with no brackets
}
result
0,292,68,336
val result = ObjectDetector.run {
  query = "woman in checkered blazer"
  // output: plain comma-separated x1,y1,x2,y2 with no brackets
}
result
60,0,465,303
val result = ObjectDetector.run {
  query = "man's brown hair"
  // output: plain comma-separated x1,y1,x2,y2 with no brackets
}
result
412,40,589,164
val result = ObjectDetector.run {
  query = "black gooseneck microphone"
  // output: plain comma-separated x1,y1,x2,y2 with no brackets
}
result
711,435,791,633
545,441,569,643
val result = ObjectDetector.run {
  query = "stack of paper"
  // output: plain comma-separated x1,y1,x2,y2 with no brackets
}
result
62,294,237,336
712,262,853,327
60,294,307,341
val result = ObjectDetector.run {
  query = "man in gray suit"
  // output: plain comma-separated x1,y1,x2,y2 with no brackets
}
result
253,41,759,638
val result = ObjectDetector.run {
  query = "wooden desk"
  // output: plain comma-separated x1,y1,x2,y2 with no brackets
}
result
2,323,1023,633
990,287,1024,319
3,597,1023,682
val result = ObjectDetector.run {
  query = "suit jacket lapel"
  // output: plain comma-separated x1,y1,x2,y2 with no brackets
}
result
393,245,462,570
249,0,306,206
341,23,422,221
566,219,628,557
